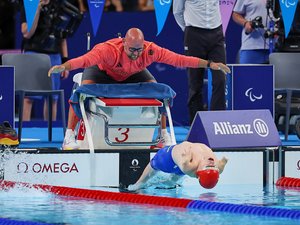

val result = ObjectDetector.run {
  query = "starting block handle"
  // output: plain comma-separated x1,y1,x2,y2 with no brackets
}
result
164,99,177,145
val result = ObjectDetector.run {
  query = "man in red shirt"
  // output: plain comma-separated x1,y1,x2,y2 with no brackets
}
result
49,28,230,150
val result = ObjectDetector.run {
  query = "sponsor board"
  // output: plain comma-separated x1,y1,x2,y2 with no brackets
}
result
187,110,281,148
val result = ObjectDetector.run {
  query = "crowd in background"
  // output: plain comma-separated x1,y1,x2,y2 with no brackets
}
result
0,0,155,50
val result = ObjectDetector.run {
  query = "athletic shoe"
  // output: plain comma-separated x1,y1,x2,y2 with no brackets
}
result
0,121,19,146
160,130,172,146
62,130,80,150
150,130,172,149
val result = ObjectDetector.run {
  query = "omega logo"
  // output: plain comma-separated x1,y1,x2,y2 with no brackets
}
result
17,162,79,173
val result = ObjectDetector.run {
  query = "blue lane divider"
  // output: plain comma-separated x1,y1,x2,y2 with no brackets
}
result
187,200,300,220
0,218,57,225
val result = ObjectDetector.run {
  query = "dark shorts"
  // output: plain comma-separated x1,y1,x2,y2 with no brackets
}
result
150,145,185,176
82,65,156,83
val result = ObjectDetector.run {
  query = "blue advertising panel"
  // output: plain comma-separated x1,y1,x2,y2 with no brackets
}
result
209,65,274,116
0,66,15,127
232,65,274,116
187,110,281,148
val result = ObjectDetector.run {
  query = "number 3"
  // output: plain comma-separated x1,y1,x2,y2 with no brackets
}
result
115,128,130,142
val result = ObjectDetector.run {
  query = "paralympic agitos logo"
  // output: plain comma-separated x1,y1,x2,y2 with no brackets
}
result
17,162,79,174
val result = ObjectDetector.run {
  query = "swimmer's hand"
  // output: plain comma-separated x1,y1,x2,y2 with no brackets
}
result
217,157,228,174
127,184,141,191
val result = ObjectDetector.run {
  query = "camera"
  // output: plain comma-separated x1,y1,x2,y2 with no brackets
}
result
245,16,264,35
250,16,264,29
46,0,83,39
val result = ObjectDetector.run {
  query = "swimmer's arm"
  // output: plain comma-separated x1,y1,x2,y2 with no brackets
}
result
217,157,228,174
128,163,157,191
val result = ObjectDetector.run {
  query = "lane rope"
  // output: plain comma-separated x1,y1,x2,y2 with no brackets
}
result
276,177,300,188
0,180,299,221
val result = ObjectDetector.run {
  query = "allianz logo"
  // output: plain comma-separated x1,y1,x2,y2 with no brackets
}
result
213,118,269,137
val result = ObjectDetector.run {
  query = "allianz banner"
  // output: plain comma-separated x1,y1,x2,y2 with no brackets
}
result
0,66,14,127
187,110,281,148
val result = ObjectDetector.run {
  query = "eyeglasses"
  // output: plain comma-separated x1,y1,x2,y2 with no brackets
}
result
128,47,143,53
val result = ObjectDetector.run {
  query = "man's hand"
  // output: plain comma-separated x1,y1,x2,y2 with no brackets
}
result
210,62,231,74
244,21,253,35
48,65,66,77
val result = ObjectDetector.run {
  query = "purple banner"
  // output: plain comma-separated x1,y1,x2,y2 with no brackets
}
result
87,0,105,37
220,0,236,35
187,110,281,148
23,0,39,32
279,0,298,38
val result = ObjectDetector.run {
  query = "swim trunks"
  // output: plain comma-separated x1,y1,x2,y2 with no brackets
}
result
150,145,185,175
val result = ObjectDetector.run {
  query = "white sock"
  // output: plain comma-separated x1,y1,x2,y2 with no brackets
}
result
65,129,74,137
161,129,168,135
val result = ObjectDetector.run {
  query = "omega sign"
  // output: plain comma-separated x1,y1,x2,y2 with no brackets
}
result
213,118,269,137
17,162,79,174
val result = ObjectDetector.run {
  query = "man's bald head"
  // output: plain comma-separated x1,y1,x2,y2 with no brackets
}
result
123,28,145,60
124,28,144,45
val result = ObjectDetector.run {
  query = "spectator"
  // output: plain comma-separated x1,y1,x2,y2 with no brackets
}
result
20,0,74,121
232,0,269,64
138,0,154,11
105,0,123,12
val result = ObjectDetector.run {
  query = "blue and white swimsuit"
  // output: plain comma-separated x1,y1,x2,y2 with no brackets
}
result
150,145,185,175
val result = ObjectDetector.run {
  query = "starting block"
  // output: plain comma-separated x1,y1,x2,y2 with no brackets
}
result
70,75,177,150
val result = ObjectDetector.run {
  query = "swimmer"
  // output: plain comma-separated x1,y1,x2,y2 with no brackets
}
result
127,141,228,191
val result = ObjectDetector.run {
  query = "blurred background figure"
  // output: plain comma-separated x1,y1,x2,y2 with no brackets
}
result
232,0,269,64
122,0,138,11
68,0,87,13
105,0,123,12
173,0,227,125
138,0,154,11
20,0,83,121
0,0,17,51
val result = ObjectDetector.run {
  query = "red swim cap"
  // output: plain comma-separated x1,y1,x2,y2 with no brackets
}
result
196,168,219,189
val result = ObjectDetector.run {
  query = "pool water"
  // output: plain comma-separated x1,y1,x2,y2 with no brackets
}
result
0,183,299,225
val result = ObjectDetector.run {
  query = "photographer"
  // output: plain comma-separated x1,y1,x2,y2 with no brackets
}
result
20,0,82,121
232,0,269,64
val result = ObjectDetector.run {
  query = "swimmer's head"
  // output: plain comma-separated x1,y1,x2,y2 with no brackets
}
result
196,166,219,189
